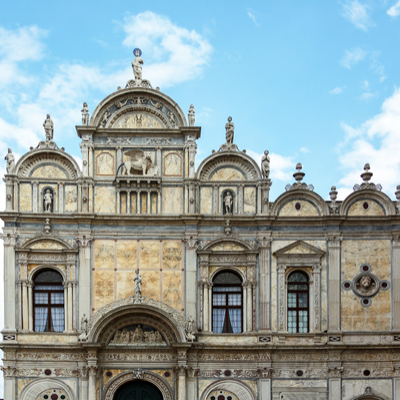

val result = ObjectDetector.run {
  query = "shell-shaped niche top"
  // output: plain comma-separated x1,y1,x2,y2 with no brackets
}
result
89,49,187,130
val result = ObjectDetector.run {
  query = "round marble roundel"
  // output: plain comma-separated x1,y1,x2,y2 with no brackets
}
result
113,112,164,129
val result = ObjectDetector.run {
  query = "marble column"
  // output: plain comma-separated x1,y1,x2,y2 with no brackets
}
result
187,369,198,400
185,237,198,320
259,377,271,400
203,283,209,332
3,376,16,400
258,237,271,332
33,181,38,212
156,146,162,173
238,184,244,215
328,236,341,332
22,280,29,331
5,177,13,211
260,179,272,215
395,378,400,400
246,283,252,332
79,367,89,400
313,264,322,333
58,182,64,213
177,367,187,400
329,378,341,400
88,366,97,400
63,282,68,332
77,236,92,330
2,232,17,332
243,285,247,332
28,282,33,331
277,265,287,332
393,237,400,330
67,282,73,331
213,185,218,215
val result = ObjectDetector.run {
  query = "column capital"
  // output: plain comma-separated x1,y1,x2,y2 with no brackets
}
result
77,235,93,248
185,236,198,250
327,235,342,247
257,236,271,249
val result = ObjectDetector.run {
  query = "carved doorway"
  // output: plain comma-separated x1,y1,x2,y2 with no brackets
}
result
114,380,163,400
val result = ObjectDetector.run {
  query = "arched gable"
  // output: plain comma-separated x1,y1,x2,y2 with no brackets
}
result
271,189,329,217
197,152,262,181
202,237,253,251
19,378,75,400
15,149,81,180
90,87,187,129
200,380,256,400
21,236,73,250
340,189,395,216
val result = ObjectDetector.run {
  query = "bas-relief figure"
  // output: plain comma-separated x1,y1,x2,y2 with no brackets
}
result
122,149,157,176
110,324,165,345
4,148,15,174
43,114,54,141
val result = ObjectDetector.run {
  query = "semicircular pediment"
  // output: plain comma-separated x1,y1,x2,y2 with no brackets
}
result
90,88,187,129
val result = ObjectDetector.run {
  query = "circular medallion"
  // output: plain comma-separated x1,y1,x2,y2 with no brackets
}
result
353,273,379,298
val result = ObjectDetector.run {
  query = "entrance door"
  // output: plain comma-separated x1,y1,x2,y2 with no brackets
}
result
114,380,163,400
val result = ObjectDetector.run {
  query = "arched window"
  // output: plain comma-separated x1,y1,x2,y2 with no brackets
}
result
33,269,64,332
287,271,309,333
212,271,242,333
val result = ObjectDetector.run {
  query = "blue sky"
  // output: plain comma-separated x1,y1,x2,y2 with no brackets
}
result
1,0,400,393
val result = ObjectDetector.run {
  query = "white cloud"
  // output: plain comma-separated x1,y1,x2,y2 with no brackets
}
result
340,48,367,69
387,1,400,16
337,87,400,198
300,147,311,153
121,12,212,88
342,0,374,31
247,150,293,181
360,92,374,101
247,11,258,25
330,86,345,94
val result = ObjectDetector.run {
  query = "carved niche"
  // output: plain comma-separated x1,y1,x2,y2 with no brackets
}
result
109,324,166,346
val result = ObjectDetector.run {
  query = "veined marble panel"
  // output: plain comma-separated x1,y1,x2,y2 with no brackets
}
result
116,271,134,300
163,150,183,177
210,167,246,181
64,185,77,212
342,379,392,400
341,239,391,331
244,187,256,214
162,187,183,214
31,240,64,250
210,242,244,251
88,186,93,213
185,151,189,177
31,165,67,179
39,183,57,212
114,112,164,129
131,193,137,214
162,271,182,310
141,270,160,301
141,193,147,214
271,252,277,332
347,199,385,216
272,380,327,388
278,199,319,216
162,241,182,270
116,241,137,269
120,192,127,214
18,378,35,396
140,241,160,269
151,193,157,214
95,150,115,176
94,186,115,213
94,270,114,309
200,187,212,214
20,183,32,212
94,240,115,269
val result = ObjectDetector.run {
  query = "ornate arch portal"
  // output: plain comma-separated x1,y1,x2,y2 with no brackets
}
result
104,372,172,400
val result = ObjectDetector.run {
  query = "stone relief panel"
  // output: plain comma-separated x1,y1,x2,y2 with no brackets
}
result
244,187,256,214
30,240,64,250
210,167,246,181
109,323,166,345
92,240,183,313
94,186,115,213
95,150,115,176
341,379,392,400
20,183,32,212
347,199,385,216
341,239,391,331
163,151,183,177
113,112,164,129
162,187,183,214
64,185,77,212
210,242,245,251
31,164,68,179
200,187,213,214
278,199,319,217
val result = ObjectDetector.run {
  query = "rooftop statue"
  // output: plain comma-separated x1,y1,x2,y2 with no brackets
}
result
261,150,270,179
188,104,195,127
81,102,89,125
225,116,234,145
43,114,54,141
4,148,15,174
132,48,143,82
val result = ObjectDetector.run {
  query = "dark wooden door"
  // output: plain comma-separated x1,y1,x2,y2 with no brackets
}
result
114,380,163,400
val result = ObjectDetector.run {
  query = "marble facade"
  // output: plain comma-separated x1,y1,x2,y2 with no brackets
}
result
2,53,400,400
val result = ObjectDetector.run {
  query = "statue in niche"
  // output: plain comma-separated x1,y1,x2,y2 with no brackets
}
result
44,189,53,213
43,114,54,141
4,148,15,174
132,48,144,82
122,149,158,176
225,116,234,144
133,269,142,299
81,102,89,125
261,150,270,179
224,191,233,215
188,104,195,126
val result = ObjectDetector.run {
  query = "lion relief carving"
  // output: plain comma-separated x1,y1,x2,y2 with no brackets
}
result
353,273,379,297
122,149,158,176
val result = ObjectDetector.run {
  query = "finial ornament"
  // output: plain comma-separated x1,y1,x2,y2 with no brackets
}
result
261,150,270,179
81,102,89,125
225,116,234,144
329,186,339,214
188,104,195,126
4,148,15,174
353,163,382,191
43,114,54,141
285,163,314,191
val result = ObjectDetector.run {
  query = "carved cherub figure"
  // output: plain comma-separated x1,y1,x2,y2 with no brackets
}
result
361,276,372,289
4,148,15,174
